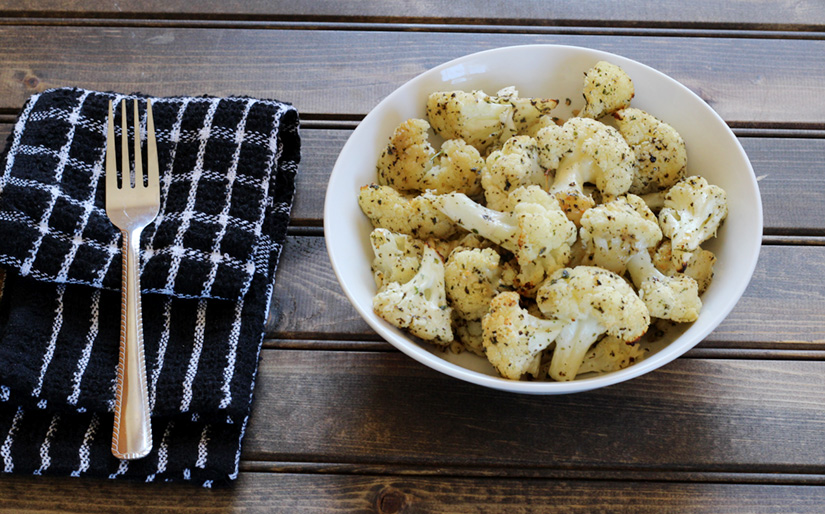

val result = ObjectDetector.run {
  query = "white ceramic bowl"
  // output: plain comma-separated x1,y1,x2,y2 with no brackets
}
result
324,44,762,394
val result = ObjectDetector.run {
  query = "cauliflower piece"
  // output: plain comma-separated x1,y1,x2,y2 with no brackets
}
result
614,108,687,195
376,118,435,192
453,317,485,357
579,194,663,274
430,186,577,295
369,229,425,290
536,266,650,381
373,245,453,343
375,118,484,195
577,335,645,376
445,247,502,321
481,292,564,379
658,176,728,269
420,138,485,195
626,249,702,322
652,239,716,294
580,61,635,119
427,89,558,153
482,135,548,211
537,117,636,225
427,90,513,153
494,86,560,136
358,184,457,239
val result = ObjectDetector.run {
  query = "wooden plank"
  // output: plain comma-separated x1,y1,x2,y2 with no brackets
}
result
741,137,825,235
245,350,825,473
2,472,825,514
2,0,825,30
1,26,825,125
270,236,825,347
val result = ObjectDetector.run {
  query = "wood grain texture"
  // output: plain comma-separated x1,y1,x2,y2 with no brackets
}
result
245,350,825,473
1,26,824,125
2,0,825,30
2,472,825,514
269,236,825,347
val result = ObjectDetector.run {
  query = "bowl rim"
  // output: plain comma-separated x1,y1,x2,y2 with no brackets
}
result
323,43,763,394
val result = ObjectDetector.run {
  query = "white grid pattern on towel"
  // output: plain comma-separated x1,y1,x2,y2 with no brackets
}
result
163,97,220,296
230,103,288,299
2,94,277,302
57,94,123,283
19,90,91,277
0,93,41,194
139,97,191,278
201,98,256,298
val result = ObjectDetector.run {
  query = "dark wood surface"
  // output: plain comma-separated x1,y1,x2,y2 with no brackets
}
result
2,3,825,513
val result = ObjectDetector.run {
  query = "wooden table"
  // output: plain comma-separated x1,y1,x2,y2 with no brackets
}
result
1,2,825,512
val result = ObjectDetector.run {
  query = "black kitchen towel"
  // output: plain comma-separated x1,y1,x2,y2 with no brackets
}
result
0,88,300,486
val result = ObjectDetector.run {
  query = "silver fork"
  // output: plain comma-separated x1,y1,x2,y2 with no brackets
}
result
105,99,159,460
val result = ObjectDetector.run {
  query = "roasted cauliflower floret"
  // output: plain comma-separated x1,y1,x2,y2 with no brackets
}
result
358,184,457,239
427,89,558,153
369,229,425,290
626,249,701,322
653,239,716,294
536,266,650,381
580,61,635,119
445,247,502,321
376,118,435,192
494,86,560,136
430,186,577,295
373,245,453,343
375,118,484,195
482,135,547,211
659,176,728,269
482,292,564,379
427,90,513,153
577,335,645,376
579,194,663,274
421,138,485,195
614,108,687,195
537,117,636,225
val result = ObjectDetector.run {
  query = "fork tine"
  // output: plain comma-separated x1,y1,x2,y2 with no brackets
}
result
133,100,144,188
106,100,118,192
121,100,129,188
146,99,159,192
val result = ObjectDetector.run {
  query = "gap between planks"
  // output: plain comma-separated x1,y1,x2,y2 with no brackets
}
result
286,226,825,244
4,114,825,137
1,16,825,40
238,459,825,486
260,342,825,360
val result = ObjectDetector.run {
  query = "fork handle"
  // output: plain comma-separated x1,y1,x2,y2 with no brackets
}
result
112,227,153,460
